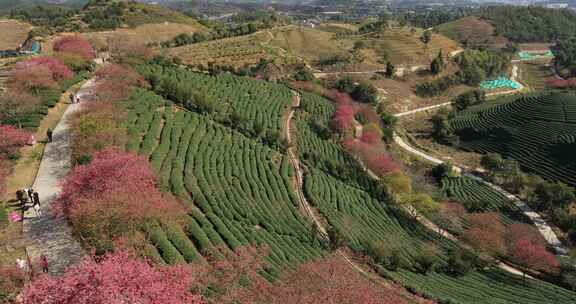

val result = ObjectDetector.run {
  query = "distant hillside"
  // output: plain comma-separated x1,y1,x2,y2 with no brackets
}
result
9,0,206,33
435,16,507,49
478,6,576,43
167,24,461,71
80,0,206,30
0,0,86,13
436,6,576,45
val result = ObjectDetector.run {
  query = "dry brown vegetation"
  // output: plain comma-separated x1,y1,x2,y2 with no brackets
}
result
0,19,32,50
166,31,273,67
164,25,461,70
436,16,507,48
42,22,207,55
83,22,207,47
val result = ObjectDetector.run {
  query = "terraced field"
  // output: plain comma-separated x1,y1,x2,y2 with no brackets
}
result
295,92,370,187
387,268,576,304
122,69,576,301
441,176,531,226
138,64,293,134
165,32,273,67
294,90,576,304
449,92,576,186
124,77,323,276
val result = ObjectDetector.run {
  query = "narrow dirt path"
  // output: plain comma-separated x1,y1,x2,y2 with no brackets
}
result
394,101,452,118
285,92,326,236
22,78,96,275
284,92,435,302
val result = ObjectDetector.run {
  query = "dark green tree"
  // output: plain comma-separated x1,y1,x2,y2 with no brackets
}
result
385,61,396,78
421,30,432,45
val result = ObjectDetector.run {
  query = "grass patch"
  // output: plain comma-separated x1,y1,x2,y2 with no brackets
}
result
519,61,554,90
0,19,32,50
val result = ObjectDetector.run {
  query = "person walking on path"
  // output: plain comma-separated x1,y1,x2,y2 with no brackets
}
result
32,191,41,216
16,189,26,208
46,128,53,143
25,188,33,203
69,93,75,104
40,255,48,273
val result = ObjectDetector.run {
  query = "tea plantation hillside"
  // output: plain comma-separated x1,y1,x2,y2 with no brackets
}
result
122,69,324,277
449,92,576,186
294,91,576,304
441,176,532,226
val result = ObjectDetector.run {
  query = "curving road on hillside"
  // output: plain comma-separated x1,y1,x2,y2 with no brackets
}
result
349,120,528,277
392,106,568,256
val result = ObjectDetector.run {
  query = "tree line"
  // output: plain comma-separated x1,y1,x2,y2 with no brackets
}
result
416,49,510,97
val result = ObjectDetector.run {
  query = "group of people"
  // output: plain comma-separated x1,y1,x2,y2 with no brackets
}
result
69,93,80,105
16,254,50,277
45,93,81,144
16,187,41,216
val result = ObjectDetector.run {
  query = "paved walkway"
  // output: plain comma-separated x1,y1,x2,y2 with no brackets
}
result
22,79,95,275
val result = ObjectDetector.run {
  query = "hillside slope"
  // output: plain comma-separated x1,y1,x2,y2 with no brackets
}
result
437,6,576,45
167,25,461,70
8,0,206,33
0,19,33,50
449,92,576,186
435,16,507,49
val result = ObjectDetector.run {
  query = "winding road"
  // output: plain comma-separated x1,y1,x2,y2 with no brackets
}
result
391,103,568,256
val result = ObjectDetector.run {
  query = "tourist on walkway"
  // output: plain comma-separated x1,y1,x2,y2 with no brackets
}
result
76,96,80,104
69,93,75,104
46,128,53,143
16,258,26,271
16,189,26,206
32,192,41,215
40,255,48,273
25,188,33,203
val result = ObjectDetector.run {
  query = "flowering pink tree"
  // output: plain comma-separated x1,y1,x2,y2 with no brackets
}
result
11,57,73,92
506,223,546,246
0,125,32,159
22,251,206,304
53,36,96,61
16,56,74,81
239,255,407,304
94,64,148,102
547,77,576,88
360,130,381,144
11,65,58,91
332,103,355,132
461,212,506,258
56,149,184,252
357,107,381,125
0,266,25,300
365,153,400,176
510,238,559,277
